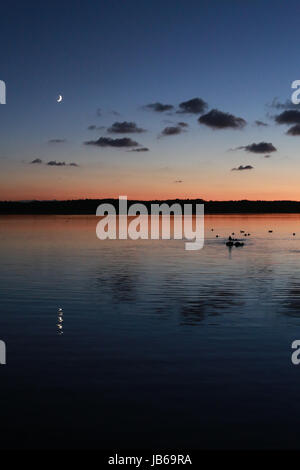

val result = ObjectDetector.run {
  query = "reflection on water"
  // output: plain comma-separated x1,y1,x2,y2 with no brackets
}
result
180,287,243,325
57,308,63,335
97,269,138,304
1,214,300,449
281,284,300,317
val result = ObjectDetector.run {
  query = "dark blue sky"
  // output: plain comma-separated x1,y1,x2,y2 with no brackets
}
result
1,0,300,200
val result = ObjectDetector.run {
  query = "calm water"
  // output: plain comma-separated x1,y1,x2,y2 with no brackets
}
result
1,214,300,449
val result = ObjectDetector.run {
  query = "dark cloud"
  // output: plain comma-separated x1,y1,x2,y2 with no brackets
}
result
198,109,246,129
275,110,300,125
237,142,277,153
47,161,66,166
160,125,183,137
128,147,149,152
48,139,66,144
255,120,268,127
178,121,188,127
30,158,78,166
47,161,79,167
144,102,174,112
107,121,146,134
178,97,208,114
286,124,300,136
84,137,139,148
88,125,106,131
231,165,254,171
264,154,271,158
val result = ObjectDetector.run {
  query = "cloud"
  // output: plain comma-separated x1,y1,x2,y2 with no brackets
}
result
88,125,106,131
84,137,140,148
178,121,188,127
264,154,271,158
47,161,66,166
47,161,79,167
107,121,146,134
96,108,102,117
48,139,66,144
29,158,78,166
275,110,300,125
160,125,183,137
268,98,299,110
144,102,174,112
255,120,268,127
286,124,300,136
177,97,208,114
158,166,172,172
231,165,254,171
198,109,246,129
174,180,183,183
128,147,149,152
237,142,277,153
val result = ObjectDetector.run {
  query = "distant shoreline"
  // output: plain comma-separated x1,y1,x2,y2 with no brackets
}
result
2,199,300,214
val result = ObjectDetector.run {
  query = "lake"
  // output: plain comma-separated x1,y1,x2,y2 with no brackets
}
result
1,214,300,449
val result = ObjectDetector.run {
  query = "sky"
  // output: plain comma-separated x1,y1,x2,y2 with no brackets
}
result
1,0,300,201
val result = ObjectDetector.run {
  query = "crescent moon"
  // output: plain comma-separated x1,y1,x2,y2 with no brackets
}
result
57,94,63,103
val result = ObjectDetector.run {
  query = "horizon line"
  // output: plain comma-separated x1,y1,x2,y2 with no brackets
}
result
2,198,300,203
